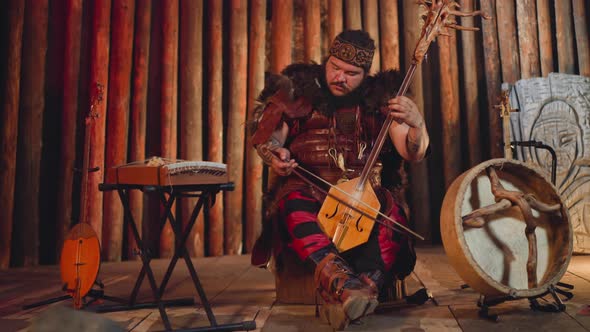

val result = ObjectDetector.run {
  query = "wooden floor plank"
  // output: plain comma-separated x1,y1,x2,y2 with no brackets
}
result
568,255,590,282
413,246,478,306
450,302,587,332
211,264,275,306
347,306,461,332
2,247,590,332
262,304,332,332
560,272,590,330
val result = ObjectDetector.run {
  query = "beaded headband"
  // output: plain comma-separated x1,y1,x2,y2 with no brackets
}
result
329,36,375,70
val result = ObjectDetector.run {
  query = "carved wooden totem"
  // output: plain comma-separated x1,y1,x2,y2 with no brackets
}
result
507,73,590,253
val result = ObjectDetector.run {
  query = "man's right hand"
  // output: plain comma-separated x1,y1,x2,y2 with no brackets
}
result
270,147,298,176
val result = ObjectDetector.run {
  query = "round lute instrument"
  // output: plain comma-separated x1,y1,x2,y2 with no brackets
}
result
59,82,103,309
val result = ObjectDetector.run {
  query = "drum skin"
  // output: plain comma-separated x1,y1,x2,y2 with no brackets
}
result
441,158,572,298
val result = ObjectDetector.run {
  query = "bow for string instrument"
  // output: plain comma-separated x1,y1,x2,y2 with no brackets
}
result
282,1,490,252
59,82,104,309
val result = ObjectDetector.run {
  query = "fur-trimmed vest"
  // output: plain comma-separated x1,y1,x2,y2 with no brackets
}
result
249,63,408,200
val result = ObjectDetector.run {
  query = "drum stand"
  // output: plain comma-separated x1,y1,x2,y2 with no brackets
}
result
475,282,574,322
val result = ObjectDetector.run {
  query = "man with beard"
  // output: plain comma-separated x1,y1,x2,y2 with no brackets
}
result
249,30,429,329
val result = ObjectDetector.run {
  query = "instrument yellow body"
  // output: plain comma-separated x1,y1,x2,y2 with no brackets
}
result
318,177,380,252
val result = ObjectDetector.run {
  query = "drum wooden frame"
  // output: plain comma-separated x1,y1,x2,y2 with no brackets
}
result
441,158,572,298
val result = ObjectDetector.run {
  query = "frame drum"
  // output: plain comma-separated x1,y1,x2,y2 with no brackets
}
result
441,158,572,298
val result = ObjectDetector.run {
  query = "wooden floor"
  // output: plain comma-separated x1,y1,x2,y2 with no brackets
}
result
2,246,590,331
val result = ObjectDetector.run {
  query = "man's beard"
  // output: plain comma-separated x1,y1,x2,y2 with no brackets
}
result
315,61,368,113
325,80,366,110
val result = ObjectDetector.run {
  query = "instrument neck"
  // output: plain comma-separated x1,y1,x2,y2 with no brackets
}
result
78,119,92,226
356,62,417,190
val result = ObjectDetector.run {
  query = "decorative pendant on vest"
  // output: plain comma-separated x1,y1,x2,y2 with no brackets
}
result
357,142,367,159
329,147,347,173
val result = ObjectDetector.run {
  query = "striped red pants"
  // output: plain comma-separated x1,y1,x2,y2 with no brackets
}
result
277,190,408,273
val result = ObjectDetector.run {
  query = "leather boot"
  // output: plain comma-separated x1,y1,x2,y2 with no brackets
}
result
314,253,378,330
359,269,387,302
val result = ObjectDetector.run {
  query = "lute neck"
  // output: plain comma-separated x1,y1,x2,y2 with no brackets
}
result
78,118,92,226
356,62,417,191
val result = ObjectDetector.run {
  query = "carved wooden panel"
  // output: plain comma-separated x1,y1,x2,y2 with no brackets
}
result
507,73,590,253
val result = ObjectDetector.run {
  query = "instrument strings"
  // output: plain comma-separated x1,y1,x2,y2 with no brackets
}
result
291,164,424,240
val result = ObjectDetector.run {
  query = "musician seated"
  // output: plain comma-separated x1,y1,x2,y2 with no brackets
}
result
249,30,429,330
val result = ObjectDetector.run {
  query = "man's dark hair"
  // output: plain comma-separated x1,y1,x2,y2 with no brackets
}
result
336,30,375,51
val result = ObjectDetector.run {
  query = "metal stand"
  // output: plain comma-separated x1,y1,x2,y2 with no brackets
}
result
476,282,574,322
509,140,557,185
22,280,127,310
98,182,256,332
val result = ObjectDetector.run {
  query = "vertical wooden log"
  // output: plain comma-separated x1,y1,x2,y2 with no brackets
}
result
159,0,179,258
225,0,248,255
555,0,575,74
86,0,111,245
127,0,151,260
128,0,150,259
480,0,503,158
303,0,321,63
327,0,343,44
103,0,135,262
179,0,204,257
144,1,163,256
343,0,361,30
245,0,266,253
362,0,380,73
344,0,361,30
56,0,82,262
573,0,590,76
537,0,553,76
459,0,481,167
207,0,224,256
272,0,293,73
13,0,49,266
42,0,66,266
0,0,24,268
439,32,462,188
379,0,399,71
496,0,520,83
516,0,540,78
267,0,293,198
402,0,431,242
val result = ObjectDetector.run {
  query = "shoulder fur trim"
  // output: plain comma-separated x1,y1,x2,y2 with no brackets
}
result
362,70,404,112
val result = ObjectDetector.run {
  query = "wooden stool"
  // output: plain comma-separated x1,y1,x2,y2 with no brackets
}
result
274,250,317,304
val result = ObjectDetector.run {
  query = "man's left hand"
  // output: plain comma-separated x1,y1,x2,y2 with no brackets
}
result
386,96,424,129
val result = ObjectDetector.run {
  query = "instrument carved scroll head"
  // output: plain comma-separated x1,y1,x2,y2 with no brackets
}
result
414,0,490,64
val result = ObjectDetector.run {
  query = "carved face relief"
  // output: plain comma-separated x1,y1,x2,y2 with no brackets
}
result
530,100,583,186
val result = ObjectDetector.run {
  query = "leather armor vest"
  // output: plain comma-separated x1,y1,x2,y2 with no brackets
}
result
288,106,384,184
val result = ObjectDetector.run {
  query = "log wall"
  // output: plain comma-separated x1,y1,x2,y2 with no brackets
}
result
1,0,589,267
